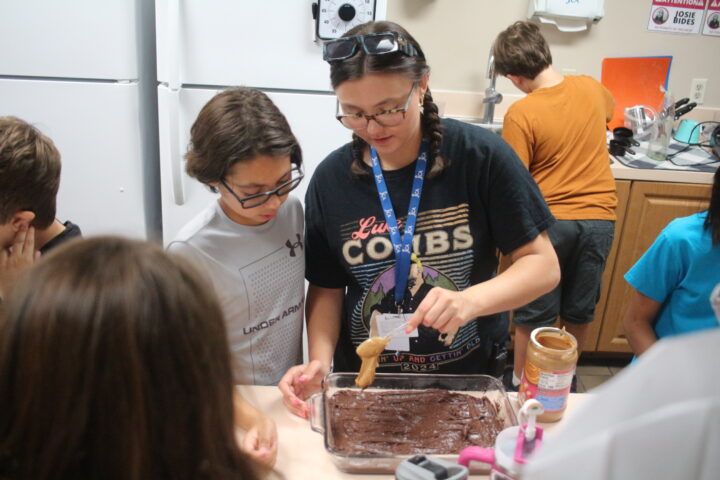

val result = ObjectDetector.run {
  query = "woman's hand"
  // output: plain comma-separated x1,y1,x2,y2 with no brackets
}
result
277,360,328,418
238,413,278,468
406,232,559,335
407,287,473,334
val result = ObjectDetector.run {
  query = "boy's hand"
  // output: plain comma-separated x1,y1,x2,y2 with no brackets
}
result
237,414,278,468
278,360,327,418
0,226,38,298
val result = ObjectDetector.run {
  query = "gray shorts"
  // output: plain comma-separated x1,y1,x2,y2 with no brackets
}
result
513,219,615,327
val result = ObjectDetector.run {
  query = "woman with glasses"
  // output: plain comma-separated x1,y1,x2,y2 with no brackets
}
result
168,87,305,394
279,21,560,417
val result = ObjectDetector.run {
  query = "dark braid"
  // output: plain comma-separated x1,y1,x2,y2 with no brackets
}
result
421,88,446,178
350,134,367,177
704,165,720,245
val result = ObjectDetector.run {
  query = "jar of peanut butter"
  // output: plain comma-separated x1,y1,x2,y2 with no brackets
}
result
517,327,578,423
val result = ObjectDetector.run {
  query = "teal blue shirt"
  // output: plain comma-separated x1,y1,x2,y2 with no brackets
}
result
625,211,720,340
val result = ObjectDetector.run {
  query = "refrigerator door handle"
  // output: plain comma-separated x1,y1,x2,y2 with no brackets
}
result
162,0,185,205
166,0,181,90
166,88,186,205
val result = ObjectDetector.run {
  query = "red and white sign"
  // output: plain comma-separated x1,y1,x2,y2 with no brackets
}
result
703,0,720,36
648,0,707,34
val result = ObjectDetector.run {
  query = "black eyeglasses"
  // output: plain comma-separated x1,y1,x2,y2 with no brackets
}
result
336,82,417,131
323,32,418,62
221,165,304,208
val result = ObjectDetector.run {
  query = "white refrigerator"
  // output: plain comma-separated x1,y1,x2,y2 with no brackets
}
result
0,0,161,241
1,1,386,244
155,0,386,244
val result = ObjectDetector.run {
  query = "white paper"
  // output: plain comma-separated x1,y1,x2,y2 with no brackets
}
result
376,313,417,352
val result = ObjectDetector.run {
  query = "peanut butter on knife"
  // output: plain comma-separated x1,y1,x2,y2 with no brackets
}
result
355,336,390,389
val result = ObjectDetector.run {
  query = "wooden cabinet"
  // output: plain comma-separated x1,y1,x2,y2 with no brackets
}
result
596,181,712,352
585,180,631,351
498,179,630,352
499,179,711,354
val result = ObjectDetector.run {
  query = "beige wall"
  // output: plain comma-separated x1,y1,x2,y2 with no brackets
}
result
387,0,720,121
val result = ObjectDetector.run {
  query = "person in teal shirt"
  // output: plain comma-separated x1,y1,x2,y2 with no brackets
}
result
623,166,720,356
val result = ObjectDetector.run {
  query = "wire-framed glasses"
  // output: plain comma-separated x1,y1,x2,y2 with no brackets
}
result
221,165,304,208
336,82,418,131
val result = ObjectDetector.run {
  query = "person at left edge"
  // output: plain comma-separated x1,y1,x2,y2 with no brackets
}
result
0,116,82,301
279,21,559,418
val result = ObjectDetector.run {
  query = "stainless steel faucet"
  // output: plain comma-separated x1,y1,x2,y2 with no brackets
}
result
482,45,503,124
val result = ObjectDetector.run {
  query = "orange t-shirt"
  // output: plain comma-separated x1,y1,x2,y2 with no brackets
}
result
502,75,617,221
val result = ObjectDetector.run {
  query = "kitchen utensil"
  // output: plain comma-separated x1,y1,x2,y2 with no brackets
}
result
674,102,697,120
457,399,545,480
613,126,640,146
608,139,635,156
396,455,469,480
307,373,517,474
673,119,701,144
674,97,690,109
624,105,656,140
385,319,411,337
647,88,675,161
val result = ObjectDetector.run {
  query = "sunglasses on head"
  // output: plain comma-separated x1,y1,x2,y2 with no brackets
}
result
323,32,418,63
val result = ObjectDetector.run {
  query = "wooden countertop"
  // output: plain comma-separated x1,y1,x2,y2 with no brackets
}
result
238,385,590,480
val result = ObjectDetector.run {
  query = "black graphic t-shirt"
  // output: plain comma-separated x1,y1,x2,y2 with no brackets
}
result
305,118,555,374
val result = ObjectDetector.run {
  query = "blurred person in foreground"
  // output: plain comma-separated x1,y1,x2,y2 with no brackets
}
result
0,237,277,479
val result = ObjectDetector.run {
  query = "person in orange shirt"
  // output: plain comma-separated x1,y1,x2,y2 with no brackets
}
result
494,21,617,390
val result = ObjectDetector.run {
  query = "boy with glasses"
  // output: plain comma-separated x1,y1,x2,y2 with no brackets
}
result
0,116,82,302
168,87,305,390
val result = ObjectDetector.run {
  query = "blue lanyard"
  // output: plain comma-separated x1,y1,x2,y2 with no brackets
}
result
369,143,428,309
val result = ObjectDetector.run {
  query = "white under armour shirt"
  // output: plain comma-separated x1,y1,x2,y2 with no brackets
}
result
168,196,304,385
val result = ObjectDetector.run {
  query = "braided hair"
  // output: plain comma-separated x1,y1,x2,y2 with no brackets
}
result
705,165,720,245
329,21,446,178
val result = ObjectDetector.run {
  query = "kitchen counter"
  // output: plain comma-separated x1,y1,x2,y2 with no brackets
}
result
610,158,714,184
609,138,717,184
238,385,590,480
451,116,716,185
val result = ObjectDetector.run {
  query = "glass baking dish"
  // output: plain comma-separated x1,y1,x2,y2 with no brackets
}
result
308,372,518,474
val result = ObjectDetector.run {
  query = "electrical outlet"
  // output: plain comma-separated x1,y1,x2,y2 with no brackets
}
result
690,78,707,104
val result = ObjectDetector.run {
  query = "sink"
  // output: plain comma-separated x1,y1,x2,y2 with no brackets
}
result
470,122,503,135
447,116,503,135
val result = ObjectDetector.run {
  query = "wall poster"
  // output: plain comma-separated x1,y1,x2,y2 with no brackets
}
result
648,0,708,34
703,0,720,36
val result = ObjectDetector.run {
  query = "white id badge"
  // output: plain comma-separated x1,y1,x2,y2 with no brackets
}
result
376,313,418,352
